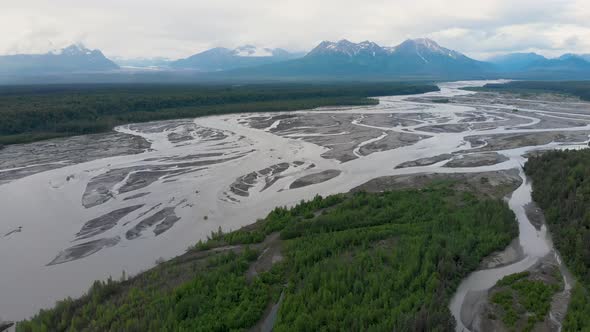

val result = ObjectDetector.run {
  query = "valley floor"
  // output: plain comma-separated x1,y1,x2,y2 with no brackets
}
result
2,80,590,331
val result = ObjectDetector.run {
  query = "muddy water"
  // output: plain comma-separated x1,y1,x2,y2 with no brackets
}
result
1,80,589,325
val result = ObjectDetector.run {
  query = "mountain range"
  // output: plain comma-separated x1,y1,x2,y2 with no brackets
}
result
0,44,119,75
228,38,492,79
168,45,304,71
2,39,590,82
488,52,590,75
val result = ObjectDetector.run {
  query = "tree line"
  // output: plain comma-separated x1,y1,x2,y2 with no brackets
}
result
525,149,590,330
0,82,438,145
480,81,590,101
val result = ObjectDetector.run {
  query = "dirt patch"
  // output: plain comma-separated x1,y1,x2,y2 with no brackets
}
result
479,238,524,270
245,113,430,162
0,132,150,186
83,154,246,208
460,289,489,332
48,237,121,266
395,154,453,169
230,162,291,197
444,152,509,168
352,169,522,200
123,192,150,201
417,123,472,133
246,233,283,282
228,161,310,198
525,202,546,230
465,131,590,152
126,207,181,240
358,132,427,156
290,170,341,189
76,205,144,240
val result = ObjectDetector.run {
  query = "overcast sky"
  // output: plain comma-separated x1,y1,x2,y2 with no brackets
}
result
2,0,590,60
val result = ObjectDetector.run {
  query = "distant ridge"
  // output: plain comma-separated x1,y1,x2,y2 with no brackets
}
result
488,52,590,78
0,44,119,75
2,38,590,83
169,45,304,71
226,38,493,79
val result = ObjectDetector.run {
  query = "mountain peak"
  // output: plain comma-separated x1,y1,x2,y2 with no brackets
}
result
308,39,386,58
232,45,274,57
417,38,452,54
55,43,96,56
395,38,460,59
0,43,119,75
406,38,440,47
336,39,354,46
306,38,471,61
170,45,302,70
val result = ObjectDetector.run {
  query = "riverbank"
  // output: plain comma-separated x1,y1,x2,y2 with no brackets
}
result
17,175,518,331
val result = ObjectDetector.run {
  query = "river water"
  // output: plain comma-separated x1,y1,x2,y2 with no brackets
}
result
0,80,589,327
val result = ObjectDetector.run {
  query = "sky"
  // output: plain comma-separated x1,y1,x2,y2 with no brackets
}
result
1,0,590,60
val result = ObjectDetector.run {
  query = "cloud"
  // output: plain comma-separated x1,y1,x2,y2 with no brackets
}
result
0,0,589,59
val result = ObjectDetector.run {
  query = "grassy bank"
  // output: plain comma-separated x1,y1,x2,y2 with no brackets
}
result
18,184,516,331
525,149,590,330
0,82,438,145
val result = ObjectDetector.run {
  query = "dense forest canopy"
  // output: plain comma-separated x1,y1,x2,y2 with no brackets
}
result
18,186,517,331
477,81,590,101
525,149,590,330
0,82,437,145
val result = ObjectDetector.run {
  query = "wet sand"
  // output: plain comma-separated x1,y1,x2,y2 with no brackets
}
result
0,132,150,186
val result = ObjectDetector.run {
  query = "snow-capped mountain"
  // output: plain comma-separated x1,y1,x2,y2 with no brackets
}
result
392,38,464,61
169,45,304,71
307,40,389,58
249,38,491,78
307,38,464,58
0,44,119,75
4,37,590,82
232,45,287,57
